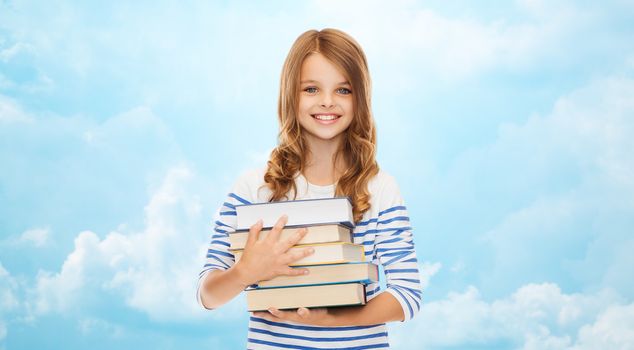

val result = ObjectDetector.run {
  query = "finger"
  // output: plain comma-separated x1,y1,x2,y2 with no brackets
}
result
245,219,264,247
297,307,310,318
268,307,285,319
266,215,288,242
252,311,273,321
278,227,308,252
278,266,309,277
282,247,314,265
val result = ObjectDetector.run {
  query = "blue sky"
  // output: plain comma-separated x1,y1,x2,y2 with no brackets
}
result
1,0,633,349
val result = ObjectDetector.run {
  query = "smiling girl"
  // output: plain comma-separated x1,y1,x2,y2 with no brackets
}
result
198,28,422,349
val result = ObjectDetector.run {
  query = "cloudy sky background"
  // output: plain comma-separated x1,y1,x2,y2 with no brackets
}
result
1,0,633,349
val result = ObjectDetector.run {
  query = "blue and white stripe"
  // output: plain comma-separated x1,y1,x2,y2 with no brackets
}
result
197,169,422,349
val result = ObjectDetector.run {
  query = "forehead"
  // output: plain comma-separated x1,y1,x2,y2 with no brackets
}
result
300,53,348,83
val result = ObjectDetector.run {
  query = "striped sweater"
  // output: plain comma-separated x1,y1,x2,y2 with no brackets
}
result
197,167,422,349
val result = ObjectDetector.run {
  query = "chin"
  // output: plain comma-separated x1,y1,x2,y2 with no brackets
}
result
316,132,346,141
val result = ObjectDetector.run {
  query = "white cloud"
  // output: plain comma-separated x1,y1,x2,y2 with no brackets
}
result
0,263,19,313
0,228,49,248
29,165,244,322
245,148,273,170
574,303,634,350
475,75,634,293
408,73,634,298
32,231,106,315
522,330,573,350
450,260,465,273
0,42,32,63
1,1,632,347
0,95,33,124
514,0,580,20
0,101,186,257
0,263,20,345
0,0,607,115
420,261,441,290
79,106,175,152
304,0,594,86
18,228,49,247
77,317,124,338
391,282,632,349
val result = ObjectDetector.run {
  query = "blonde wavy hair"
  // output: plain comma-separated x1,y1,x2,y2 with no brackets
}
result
263,28,379,223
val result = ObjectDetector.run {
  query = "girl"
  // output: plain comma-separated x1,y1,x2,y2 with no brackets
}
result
198,28,421,349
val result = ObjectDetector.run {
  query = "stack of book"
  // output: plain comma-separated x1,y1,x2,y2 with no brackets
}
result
231,197,379,312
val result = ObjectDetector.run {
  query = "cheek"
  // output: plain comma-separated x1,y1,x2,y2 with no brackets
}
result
298,98,311,114
343,99,354,113
343,116,354,129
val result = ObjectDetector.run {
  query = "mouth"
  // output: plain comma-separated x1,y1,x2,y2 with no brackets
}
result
311,113,342,124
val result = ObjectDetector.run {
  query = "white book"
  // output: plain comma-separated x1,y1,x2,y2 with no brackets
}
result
233,242,365,266
235,197,354,231
229,224,352,250
257,262,378,288
246,283,366,312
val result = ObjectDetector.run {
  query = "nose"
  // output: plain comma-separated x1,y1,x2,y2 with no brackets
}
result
320,92,334,108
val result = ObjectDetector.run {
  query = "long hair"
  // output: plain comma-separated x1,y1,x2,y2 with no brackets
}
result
263,28,379,223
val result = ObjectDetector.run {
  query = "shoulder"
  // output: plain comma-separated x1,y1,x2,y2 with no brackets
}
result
368,169,400,195
367,169,404,211
229,165,269,203
235,165,267,186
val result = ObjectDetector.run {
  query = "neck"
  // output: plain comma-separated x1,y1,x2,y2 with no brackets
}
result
302,134,347,186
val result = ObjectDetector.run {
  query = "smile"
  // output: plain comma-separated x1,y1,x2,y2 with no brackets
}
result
311,114,341,121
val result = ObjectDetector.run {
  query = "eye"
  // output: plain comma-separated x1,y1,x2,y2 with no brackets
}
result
304,87,318,94
337,88,352,95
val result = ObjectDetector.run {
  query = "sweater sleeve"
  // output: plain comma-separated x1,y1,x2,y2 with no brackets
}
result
374,175,422,321
196,171,255,310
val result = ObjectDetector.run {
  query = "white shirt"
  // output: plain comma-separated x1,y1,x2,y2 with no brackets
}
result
198,167,422,349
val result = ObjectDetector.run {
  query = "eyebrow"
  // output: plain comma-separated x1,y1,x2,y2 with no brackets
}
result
300,80,351,86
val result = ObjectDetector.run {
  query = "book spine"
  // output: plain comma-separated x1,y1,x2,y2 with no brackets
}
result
255,278,376,290
235,221,354,232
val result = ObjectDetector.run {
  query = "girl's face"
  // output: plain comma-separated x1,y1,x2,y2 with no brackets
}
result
298,53,354,145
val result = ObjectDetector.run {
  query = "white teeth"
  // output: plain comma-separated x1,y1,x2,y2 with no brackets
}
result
313,114,339,121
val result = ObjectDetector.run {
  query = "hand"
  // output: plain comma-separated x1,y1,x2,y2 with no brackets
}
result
233,215,314,287
252,307,333,326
